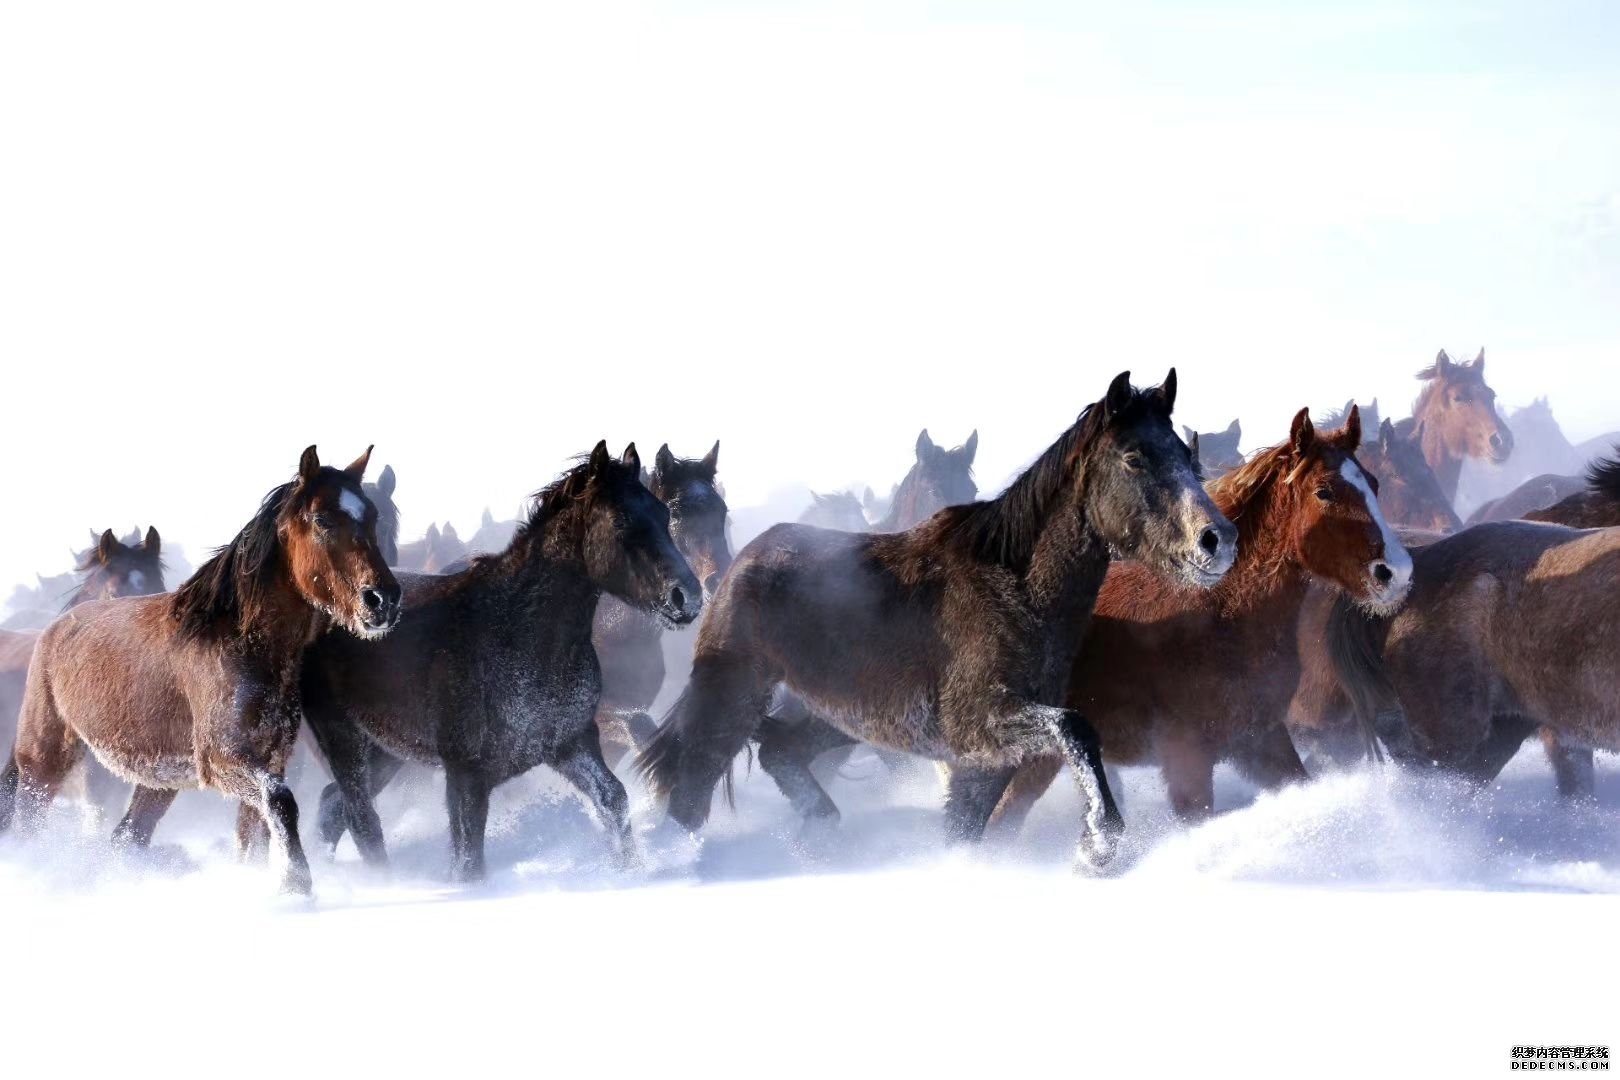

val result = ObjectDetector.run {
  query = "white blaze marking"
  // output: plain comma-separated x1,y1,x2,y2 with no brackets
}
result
339,489,368,523
126,570,146,590
1341,460,1413,582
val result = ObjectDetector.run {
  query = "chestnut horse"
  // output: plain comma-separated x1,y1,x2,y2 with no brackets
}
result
1397,349,1513,507
986,407,1412,830
0,447,400,894
637,371,1238,869
869,428,978,532
1328,521,1620,815
304,442,702,880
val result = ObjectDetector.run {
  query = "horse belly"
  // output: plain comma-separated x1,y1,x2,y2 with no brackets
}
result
793,689,951,760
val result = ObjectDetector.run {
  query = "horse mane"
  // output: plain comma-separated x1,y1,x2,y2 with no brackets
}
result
1203,441,1305,585
1586,451,1620,503
938,400,1111,571
171,482,297,641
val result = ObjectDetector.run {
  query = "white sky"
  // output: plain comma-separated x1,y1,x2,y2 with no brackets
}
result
2,1,1616,588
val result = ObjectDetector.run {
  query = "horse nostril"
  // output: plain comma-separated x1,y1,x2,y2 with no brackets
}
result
669,586,686,612
1199,527,1221,556
362,588,384,611
1489,433,1503,450
1373,563,1393,584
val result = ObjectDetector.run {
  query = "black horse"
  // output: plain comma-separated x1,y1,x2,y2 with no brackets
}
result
638,371,1237,868
302,442,702,880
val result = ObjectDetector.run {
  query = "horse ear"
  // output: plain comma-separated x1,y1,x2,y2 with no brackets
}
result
96,529,120,564
299,445,322,486
1339,404,1362,449
961,430,978,465
1103,371,1133,418
655,443,676,478
1472,348,1485,373
1435,349,1453,375
344,445,374,480
482,508,494,526
425,522,441,542
1379,417,1396,452
916,429,936,458
701,440,720,476
377,464,396,497
1227,418,1241,438
621,442,641,474
1188,431,1201,460
1154,368,1177,414
1181,424,1195,443
143,527,161,557
1289,408,1316,456
587,440,612,479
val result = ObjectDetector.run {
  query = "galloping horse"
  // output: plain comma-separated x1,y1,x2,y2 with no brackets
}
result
304,442,702,880
638,371,1237,869
0,448,399,894
986,407,1412,830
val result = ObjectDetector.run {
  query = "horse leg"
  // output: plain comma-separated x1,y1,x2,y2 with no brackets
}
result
111,785,178,849
993,704,1123,867
639,657,771,831
985,756,1063,838
551,734,637,869
597,708,657,770
1227,723,1312,792
254,772,313,896
444,764,490,883
316,740,404,856
235,801,270,862
1540,728,1595,802
1458,714,1538,787
756,716,852,827
1157,731,1217,822
5,692,84,834
942,765,1018,843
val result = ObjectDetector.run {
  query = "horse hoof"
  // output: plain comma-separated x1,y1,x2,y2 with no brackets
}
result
1073,831,1120,874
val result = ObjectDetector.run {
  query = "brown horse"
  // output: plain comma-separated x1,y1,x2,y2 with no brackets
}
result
1329,521,1620,811
799,490,872,532
1355,417,1462,534
986,407,1411,830
1527,452,1620,528
637,371,1238,869
1,528,168,757
365,464,401,567
0,447,400,894
870,428,978,532
592,441,732,760
1398,349,1513,507
303,442,702,880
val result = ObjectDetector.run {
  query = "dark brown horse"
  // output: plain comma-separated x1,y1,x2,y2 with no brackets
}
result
365,464,401,567
303,442,702,881
0,448,399,894
637,371,1238,869
591,441,732,760
1329,521,1620,813
870,428,978,532
1355,417,1462,534
1527,452,1620,528
1397,349,1513,506
798,490,871,533
986,407,1411,830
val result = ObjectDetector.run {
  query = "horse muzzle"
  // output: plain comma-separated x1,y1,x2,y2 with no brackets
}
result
1178,518,1238,588
355,583,403,637
656,580,703,628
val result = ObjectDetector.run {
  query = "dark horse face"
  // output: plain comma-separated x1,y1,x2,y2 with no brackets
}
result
585,441,704,628
1085,369,1237,587
650,441,732,601
1282,406,1414,614
1421,349,1513,464
903,428,979,520
75,527,167,604
1182,419,1244,475
1360,418,1461,534
362,464,400,567
284,446,403,639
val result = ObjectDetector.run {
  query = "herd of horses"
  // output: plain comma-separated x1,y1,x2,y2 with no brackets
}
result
1,350,1617,894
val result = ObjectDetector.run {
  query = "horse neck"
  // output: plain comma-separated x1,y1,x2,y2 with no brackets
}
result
487,507,602,636
241,577,328,670
1022,485,1110,657
877,469,925,531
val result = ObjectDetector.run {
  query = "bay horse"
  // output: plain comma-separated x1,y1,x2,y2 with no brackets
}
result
0,447,399,894
637,370,1238,869
870,428,978,532
985,406,1412,831
302,442,702,881
1397,348,1513,508
1527,452,1620,528
1355,417,1461,534
1183,419,1244,478
1328,521,1620,815
365,464,400,567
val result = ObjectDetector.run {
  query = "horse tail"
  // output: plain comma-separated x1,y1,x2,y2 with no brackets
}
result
0,752,18,833
1325,595,1410,762
635,657,764,830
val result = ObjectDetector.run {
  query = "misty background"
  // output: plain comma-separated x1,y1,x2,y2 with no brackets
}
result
2,1,1616,590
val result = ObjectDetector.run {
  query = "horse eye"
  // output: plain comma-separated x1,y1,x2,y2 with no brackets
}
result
1122,452,1144,470
313,513,336,531
1315,486,1334,502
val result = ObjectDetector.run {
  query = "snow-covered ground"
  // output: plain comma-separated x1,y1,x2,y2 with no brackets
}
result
1,742,1614,1077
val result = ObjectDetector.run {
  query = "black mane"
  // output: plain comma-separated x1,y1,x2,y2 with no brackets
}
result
171,482,298,641
1587,450,1620,503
